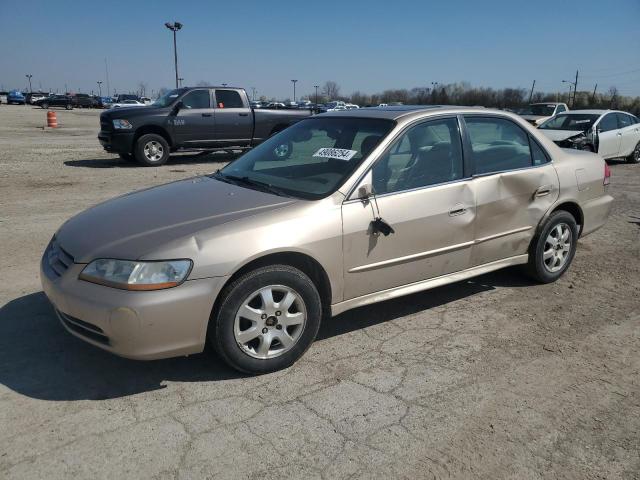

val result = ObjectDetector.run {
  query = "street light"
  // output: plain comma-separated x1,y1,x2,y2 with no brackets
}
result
164,22,183,88
314,85,319,106
26,74,33,93
97,81,103,96
562,79,576,107
291,79,298,103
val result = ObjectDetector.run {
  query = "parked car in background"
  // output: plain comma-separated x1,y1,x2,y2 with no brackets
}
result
35,95,74,110
266,102,286,108
518,102,569,126
539,110,640,163
110,99,147,108
114,94,141,103
250,101,262,109
99,86,311,166
44,106,613,373
7,90,26,105
140,96,152,105
72,93,97,108
345,103,360,109
0,91,7,104
26,92,49,104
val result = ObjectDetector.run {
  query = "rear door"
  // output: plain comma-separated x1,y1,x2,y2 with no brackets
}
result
213,89,253,145
616,113,640,156
173,89,216,146
463,115,559,266
596,113,622,158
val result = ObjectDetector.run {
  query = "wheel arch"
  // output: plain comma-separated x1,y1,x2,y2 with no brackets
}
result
538,200,584,237
133,125,173,148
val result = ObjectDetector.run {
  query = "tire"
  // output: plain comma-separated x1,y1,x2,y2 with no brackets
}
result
210,265,322,374
627,142,640,164
118,153,134,162
134,134,170,166
41,103,48,109
65,103,72,110
525,210,578,283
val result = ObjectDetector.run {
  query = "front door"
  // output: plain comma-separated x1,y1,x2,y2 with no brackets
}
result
596,113,622,159
463,115,559,266
616,113,640,156
213,89,253,145
342,117,475,300
173,89,216,146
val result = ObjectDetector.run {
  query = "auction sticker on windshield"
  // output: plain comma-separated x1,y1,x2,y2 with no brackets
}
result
313,148,358,161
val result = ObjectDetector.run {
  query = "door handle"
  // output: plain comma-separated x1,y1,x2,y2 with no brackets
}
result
202,113,212,117
448,206,467,216
534,185,552,197
239,113,249,117
616,132,623,136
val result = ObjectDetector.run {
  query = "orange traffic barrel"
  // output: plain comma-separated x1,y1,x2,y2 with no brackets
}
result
47,111,57,128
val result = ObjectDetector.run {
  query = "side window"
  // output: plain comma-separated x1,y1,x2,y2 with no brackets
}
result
556,105,566,114
215,90,244,108
465,117,532,174
598,114,618,132
617,113,632,129
530,136,549,166
372,117,464,194
180,90,210,109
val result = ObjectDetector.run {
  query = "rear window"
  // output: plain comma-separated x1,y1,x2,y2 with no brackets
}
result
215,90,244,108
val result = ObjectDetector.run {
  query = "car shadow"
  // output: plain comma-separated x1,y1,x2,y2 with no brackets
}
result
0,268,532,401
63,152,241,169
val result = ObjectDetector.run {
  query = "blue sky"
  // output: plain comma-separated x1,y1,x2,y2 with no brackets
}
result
2,0,639,98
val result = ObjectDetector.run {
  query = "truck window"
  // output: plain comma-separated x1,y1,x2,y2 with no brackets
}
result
181,89,211,109
215,90,244,109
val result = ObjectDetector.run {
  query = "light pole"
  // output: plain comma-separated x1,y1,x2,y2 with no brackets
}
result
97,81,103,96
251,87,256,101
562,79,576,106
314,85,319,106
26,74,33,92
164,22,183,88
291,79,298,103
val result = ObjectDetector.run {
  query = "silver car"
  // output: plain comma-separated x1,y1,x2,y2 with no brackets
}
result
41,106,613,373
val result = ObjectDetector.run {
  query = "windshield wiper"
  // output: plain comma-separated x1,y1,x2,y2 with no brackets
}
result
214,172,290,197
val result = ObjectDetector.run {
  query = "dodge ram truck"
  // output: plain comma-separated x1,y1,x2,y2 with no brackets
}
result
99,86,311,166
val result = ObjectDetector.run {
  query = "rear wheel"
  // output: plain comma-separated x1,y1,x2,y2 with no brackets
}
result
627,142,640,164
210,265,322,374
41,102,49,109
525,211,578,283
134,134,170,166
65,103,72,110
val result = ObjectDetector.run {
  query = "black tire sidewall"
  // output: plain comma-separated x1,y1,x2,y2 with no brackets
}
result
134,134,170,166
628,142,640,164
212,265,322,374
530,211,578,283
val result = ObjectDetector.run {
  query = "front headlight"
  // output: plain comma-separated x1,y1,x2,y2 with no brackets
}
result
112,119,133,129
79,259,192,290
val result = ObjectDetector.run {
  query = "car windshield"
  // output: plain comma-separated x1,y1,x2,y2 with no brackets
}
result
520,104,557,116
216,117,394,200
153,88,187,107
539,114,600,131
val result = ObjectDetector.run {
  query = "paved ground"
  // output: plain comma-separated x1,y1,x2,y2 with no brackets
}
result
0,105,638,479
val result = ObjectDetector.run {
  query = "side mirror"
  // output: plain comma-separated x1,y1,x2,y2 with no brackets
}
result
350,170,373,201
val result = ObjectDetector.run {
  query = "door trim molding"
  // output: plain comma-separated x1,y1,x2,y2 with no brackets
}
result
333,254,528,316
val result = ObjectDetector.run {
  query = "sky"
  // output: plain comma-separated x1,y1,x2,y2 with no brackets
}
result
1,0,639,99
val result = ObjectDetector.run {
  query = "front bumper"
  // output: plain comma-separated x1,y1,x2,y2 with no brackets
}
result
40,251,226,360
98,130,135,154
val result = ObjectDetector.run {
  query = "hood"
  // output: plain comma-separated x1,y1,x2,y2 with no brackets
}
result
539,129,585,142
102,105,167,119
56,177,296,263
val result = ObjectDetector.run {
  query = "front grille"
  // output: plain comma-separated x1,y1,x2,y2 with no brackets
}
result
58,310,110,345
45,237,75,277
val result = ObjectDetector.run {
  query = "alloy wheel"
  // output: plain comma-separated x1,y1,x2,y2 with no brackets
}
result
543,223,572,273
143,141,164,162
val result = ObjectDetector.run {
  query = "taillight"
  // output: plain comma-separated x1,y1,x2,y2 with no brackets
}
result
604,162,611,186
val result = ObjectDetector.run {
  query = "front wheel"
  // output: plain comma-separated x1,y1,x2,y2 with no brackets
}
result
210,265,322,374
41,103,49,109
525,211,578,283
627,142,640,164
134,134,170,166
65,103,72,110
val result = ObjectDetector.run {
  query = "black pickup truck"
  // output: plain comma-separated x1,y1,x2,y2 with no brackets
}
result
99,86,311,166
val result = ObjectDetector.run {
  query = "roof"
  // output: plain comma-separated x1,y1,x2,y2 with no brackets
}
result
317,105,487,121
559,109,608,115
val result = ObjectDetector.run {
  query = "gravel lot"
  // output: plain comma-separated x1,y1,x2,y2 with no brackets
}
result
0,105,638,479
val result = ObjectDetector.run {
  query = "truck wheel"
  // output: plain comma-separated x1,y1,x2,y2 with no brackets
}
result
65,104,72,110
41,103,49,109
525,210,578,283
135,134,170,166
627,142,640,164
209,264,322,374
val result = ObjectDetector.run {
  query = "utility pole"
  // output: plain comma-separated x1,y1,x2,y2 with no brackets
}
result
105,58,110,99
591,84,598,105
291,79,298,103
528,80,536,103
97,81,103,96
25,74,33,92
573,70,579,107
562,78,576,106
164,22,183,88
251,87,256,101
178,78,184,87
314,85,319,105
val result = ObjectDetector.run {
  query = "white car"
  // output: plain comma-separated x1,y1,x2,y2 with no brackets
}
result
519,103,569,126
539,110,640,163
110,100,147,109
345,103,360,109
